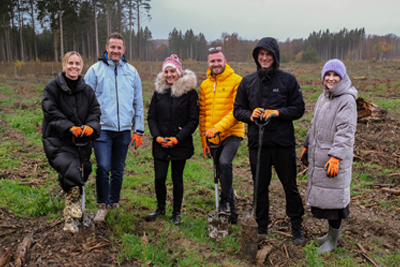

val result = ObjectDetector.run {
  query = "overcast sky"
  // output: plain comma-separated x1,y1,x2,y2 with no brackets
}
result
142,0,400,42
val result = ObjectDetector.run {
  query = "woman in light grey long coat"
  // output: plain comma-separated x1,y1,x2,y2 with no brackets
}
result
301,59,357,254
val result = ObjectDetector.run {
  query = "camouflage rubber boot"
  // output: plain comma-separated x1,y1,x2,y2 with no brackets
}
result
63,199,79,233
66,186,82,219
94,203,108,223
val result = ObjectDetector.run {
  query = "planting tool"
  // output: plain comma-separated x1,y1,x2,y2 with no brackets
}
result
73,131,95,229
206,133,229,240
241,112,276,260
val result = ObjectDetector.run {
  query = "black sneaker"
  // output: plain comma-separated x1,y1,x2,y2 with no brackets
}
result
171,212,181,225
291,222,305,244
218,200,231,214
145,208,165,222
257,227,268,235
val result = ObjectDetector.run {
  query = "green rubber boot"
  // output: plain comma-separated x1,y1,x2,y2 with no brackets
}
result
317,224,342,254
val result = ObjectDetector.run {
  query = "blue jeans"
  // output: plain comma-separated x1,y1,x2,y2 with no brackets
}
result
93,130,131,205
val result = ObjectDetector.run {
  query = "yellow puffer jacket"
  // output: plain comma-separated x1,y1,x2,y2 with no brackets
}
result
199,64,245,147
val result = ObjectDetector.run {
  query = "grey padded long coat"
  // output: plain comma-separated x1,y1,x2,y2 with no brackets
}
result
304,74,357,209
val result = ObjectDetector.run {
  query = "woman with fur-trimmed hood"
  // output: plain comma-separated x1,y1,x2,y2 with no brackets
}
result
146,54,199,225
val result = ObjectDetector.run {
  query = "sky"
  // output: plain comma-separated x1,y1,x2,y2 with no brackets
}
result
142,0,400,42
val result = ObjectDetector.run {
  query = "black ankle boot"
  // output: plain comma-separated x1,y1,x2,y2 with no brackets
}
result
171,212,181,225
145,208,165,222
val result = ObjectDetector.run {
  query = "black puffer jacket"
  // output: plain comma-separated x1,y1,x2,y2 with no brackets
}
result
233,37,305,148
42,72,101,192
148,70,199,161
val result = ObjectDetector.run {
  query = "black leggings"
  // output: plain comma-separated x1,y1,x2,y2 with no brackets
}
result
154,158,186,212
329,218,342,229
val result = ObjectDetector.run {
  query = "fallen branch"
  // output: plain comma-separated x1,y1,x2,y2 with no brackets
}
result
351,194,364,200
382,188,400,195
297,167,308,177
193,207,208,214
388,173,400,177
50,219,62,228
0,249,12,267
14,235,34,267
275,231,292,237
357,243,378,267
88,243,109,251
353,155,365,161
0,230,17,237
368,183,395,187
18,181,42,186
0,224,19,229
283,244,289,258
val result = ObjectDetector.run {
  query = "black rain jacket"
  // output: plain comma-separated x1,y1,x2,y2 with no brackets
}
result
233,37,305,148
42,72,101,192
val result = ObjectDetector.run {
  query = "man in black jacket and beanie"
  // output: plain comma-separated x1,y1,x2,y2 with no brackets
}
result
233,37,305,244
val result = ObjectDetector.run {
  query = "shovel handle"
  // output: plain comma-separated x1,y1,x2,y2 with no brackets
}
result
82,185,85,214
205,133,221,149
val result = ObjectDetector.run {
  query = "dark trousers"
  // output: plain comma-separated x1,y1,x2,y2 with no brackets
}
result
249,146,304,229
210,136,242,214
93,130,131,205
154,158,186,212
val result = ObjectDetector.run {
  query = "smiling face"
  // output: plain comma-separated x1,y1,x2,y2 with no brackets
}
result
257,48,274,70
207,52,227,76
324,71,341,90
106,38,126,63
64,54,82,80
164,66,179,85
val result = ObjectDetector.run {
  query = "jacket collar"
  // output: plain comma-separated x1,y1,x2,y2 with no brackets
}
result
323,75,358,100
98,51,127,66
154,69,197,97
56,72,85,94
206,64,235,82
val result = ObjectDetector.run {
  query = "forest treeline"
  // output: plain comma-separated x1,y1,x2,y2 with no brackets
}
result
1,0,399,63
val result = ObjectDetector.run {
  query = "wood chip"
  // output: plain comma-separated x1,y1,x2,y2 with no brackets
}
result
255,245,272,266
0,249,12,267
14,235,34,267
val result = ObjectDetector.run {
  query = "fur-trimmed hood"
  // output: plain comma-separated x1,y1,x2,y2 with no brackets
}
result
155,69,197,97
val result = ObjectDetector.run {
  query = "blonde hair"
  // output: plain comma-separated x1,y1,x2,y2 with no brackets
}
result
62,51,83,74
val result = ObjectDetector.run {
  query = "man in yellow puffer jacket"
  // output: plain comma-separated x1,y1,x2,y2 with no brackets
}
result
199,47,245,224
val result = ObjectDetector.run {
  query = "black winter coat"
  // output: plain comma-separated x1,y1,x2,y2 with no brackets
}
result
233,37,305,148
42,72,101,192
148,70,199,161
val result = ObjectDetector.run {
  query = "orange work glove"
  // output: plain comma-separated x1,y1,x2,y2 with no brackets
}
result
300,147,308,166
165,137,178,148
203,146,211,158
250,108,264,122
70,126,83,137
131,133,142,149
156,136,168,145
262,110,279,120
205,128,220,138
81,125,93,136
324,156,340,178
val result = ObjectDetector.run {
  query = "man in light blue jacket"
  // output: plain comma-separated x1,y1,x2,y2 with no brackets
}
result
85,32,144,222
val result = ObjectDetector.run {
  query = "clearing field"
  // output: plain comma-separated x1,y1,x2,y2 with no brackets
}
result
1,60,400,266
